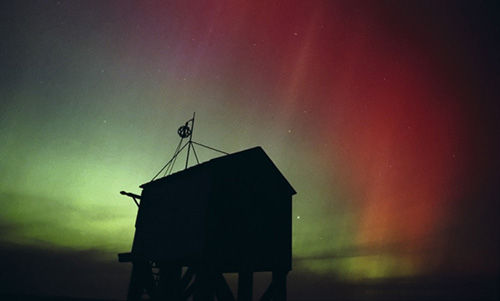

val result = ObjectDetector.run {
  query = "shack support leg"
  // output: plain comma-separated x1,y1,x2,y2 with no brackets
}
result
157,263,182,300
238,269,253,301
272,270,287,301
127,261,152,301
193,268,215,301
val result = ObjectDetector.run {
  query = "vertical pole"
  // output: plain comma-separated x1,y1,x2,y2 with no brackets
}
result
185,112,195,169
127,261,151,301
157,263,182,300
272,270,287,301
238,269,253,301
193,268,214,301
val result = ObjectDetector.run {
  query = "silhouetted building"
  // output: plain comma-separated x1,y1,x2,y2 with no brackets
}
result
119,146,296,300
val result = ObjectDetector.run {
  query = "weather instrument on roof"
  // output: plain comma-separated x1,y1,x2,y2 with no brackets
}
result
118,114,296,300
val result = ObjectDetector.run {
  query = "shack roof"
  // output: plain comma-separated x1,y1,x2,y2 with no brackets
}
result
140,146,296,195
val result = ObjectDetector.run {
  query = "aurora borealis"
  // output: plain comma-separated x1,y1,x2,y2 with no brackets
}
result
1,0,499,299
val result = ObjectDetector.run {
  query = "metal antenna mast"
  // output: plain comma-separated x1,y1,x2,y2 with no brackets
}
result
185,112,195,169
151,113,228,181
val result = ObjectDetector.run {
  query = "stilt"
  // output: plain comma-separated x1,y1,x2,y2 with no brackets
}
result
272,270,288,301
238,269,253,301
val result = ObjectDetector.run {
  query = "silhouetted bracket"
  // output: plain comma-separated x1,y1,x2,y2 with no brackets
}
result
120,191,141,207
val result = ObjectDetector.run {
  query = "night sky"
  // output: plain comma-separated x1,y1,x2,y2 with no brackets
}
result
1,1,499,299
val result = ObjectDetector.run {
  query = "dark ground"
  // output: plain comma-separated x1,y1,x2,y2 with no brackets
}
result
1,241,498,300
1,274,498,300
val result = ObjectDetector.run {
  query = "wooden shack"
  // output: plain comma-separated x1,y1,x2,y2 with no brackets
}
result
119,146,296,300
